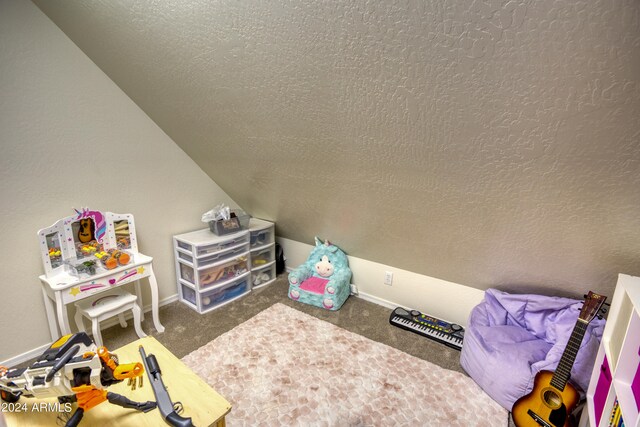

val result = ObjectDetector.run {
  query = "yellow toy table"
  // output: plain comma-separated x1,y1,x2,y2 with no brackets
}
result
1,336,231,426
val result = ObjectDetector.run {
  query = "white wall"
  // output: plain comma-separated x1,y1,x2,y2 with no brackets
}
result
31,0,640,299
0,0,238,361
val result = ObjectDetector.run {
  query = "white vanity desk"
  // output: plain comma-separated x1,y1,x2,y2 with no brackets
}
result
37,208,165,340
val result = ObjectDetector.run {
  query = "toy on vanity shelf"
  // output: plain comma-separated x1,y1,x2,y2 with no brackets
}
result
69,259,98,277
0,332,156,427
95,249,131,270
77,240,102,257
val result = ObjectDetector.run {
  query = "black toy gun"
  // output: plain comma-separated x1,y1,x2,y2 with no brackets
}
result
139,345,194,427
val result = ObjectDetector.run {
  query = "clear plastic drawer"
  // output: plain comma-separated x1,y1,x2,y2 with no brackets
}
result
197,244,248,267
251,244,275,268
180,283,197,307
199,275,250,312
251,263,276,288
176,240,192,252
195,234,249,257
250,227,274,249
198,254,250,289
177,250,194,263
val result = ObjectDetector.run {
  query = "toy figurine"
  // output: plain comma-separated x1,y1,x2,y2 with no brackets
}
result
0,332,156,426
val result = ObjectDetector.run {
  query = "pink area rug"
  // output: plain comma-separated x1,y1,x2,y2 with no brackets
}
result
181,303,507,426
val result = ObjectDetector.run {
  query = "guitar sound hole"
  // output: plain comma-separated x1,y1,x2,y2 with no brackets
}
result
543,389,562,409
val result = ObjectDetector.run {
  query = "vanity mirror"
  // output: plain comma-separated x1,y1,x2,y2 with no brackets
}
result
37,208,138,278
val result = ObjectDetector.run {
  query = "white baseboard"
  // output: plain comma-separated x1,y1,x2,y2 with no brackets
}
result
354,290,401,311
277,237,485,326
0,294,179,368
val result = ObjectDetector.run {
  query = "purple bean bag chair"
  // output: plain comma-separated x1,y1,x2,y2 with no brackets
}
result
460,288,605,411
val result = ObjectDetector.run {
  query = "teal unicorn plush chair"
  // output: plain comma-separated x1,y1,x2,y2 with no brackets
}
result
288,237,352,310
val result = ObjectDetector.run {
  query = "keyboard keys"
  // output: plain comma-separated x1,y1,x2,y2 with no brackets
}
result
389,307,464,351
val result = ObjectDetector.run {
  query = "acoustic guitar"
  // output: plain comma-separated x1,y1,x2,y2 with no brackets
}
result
511,291,607,427
77,217,95,243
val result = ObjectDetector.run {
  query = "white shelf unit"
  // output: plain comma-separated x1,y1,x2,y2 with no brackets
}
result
248,218,276,289
173,228,251,314
584,273,640,427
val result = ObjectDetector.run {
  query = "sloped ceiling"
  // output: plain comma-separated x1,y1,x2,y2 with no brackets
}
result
32,0,640,297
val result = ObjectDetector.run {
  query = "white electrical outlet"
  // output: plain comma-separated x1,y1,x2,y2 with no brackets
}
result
384,271,393,286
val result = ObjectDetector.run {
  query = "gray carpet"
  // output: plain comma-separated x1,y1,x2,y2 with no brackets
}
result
101,274,466,374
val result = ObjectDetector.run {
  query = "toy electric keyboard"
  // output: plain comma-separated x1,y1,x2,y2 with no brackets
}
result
389,307,464,350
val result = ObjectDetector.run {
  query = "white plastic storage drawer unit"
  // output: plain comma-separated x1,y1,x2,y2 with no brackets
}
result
248,218,276,289
173,227,251,313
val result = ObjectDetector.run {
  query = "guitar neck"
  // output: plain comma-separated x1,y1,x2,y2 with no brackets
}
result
550,320,588,391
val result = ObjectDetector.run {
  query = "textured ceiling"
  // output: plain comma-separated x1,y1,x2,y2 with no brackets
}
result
32,0,640,297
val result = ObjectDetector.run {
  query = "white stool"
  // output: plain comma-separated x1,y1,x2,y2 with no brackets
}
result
74,288,146,347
